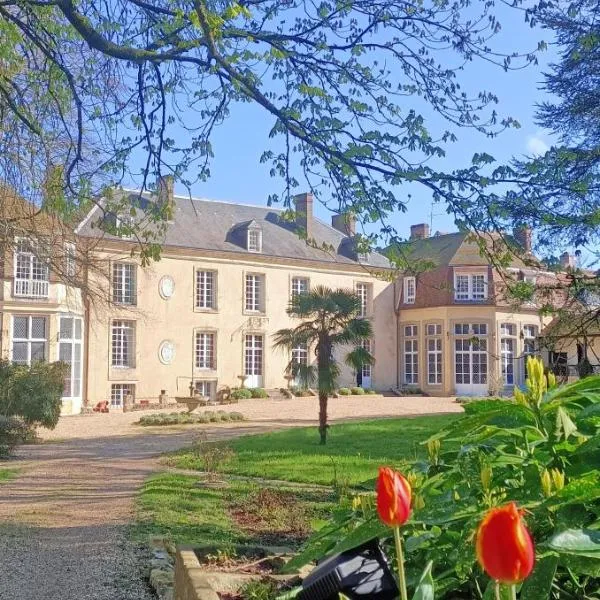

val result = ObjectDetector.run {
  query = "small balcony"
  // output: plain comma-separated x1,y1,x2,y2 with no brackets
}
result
14,278,49,299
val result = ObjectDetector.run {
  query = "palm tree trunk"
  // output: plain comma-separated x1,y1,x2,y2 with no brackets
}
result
318,391,328,445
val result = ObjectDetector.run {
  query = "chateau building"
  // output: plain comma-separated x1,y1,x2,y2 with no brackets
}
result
0,181,591,415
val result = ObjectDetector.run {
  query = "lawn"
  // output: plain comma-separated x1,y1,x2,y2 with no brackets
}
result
0,468,18,483
165,414,460,486
133,473,334,548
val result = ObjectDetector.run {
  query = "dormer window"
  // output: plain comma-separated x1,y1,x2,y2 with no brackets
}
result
247,228,262,253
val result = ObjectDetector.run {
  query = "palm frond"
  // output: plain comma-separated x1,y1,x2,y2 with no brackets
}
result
332,318,373,346
345,346,375,372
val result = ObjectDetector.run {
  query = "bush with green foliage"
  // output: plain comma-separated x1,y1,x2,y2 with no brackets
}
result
250,387,269,399
0,416,34,456
366,389,377,395
230,388,253,400
337,388,351,396
287,357,600,598
350,387,365,395
138,411,245,426
0,360,66,429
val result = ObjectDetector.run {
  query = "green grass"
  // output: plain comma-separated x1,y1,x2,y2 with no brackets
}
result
0,468,18,482
133,473,334,548
166,414,460,486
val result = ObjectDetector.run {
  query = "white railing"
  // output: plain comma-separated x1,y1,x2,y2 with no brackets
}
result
14,278,49,298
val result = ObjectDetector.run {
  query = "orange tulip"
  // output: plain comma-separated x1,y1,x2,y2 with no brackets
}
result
476,502,535,584
376,467,412,527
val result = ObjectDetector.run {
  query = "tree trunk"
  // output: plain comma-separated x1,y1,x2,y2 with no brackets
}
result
318,391,328,445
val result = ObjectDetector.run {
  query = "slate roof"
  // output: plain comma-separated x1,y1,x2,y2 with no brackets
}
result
76,191,391,269
389,231,533,269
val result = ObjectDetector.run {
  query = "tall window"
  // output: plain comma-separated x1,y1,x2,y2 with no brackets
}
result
404,325,418,384
12,315,47,364
245,274,264,312
247,229,262,252
426,324,442,385
195,332,215,369
454,323,488,386
112,263,136,305
454,272,487,302
500,323,516,385
291,343,308,367
356,283,370,317
14,240,49,298
196,270,216,309
361,338,372,381
65,243,76,278
403,277,416,304
111,320,135,367
111,383,135,408
244,334,263,376
59,317,83,398
523,325,538,366
291,277,309,300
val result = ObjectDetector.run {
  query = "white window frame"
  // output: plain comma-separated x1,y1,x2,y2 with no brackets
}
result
111,320,135,368
112,263,137,305
291,342,309,367
523,324,538,374
454,323,488,386
13,239,49,298
195,331,216,370
361,338,372,379
500,322,517,386
291,277,309,300
454,271,488,302
11,315,48,365
403,325,418,385
403,276,416,304
59,316,83,399
65,242,76,278
245,273,264,313
426,324,442,385
196,270,216,310
244,334,264,376
194,380,215,399
356,282,370,317
111,383,135,408
247,229,262,253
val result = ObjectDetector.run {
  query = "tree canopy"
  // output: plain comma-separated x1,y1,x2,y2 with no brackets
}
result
0,0,544,258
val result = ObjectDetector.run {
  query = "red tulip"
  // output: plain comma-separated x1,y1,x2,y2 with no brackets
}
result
476,502,535,584
376,467,412,527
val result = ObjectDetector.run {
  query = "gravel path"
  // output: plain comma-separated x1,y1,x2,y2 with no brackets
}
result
0,395,460,599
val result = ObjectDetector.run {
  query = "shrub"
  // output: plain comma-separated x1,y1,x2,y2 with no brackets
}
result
350,386,365,395
138,411,246,426
337,388,351,395
229,412,244,421
230,387,253,400
0,360,67,430
366,389,377,395
0,416,33,457
288,358,600,598
250,387,269,399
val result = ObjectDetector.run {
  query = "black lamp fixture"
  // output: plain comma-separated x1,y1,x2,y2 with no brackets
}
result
298,539,399,600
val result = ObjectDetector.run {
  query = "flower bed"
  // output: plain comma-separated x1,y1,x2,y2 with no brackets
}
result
139,411,245,426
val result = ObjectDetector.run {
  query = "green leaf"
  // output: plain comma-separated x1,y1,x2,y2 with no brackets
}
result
483,580,512,600
549,529,600,557
412,561,434,600
555,406,578,440
519,555,558,600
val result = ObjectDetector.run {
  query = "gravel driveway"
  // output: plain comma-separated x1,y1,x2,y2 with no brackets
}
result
0,395,460,599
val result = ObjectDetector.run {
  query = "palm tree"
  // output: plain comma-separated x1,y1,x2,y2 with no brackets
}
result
273,286,374,445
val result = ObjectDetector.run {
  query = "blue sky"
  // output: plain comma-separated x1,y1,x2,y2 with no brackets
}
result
131,4,557,243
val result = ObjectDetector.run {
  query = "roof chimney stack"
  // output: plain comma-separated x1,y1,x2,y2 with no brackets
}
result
331,213,356,237
560,251,576,270
514,225,533,254
294,192,313,238
410,223,430,241
157,174,175,220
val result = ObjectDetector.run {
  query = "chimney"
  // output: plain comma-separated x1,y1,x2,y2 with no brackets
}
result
560,251,576,269
157,175,175,219
331,213,356,236
410,223,430,241
294,192,313,238
513,225,532,254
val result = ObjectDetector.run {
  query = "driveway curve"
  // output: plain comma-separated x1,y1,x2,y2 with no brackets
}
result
0,395,460,599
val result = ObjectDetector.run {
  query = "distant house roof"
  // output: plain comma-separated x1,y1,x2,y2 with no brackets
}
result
76,191,391,269
386,230,536,270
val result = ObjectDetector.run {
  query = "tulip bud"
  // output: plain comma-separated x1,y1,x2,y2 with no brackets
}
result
476,502,535,585
376,467,412,527
480,465,492,491
540,469,553,497
427,439,441,464
551,468,565,491
413,494,425,510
